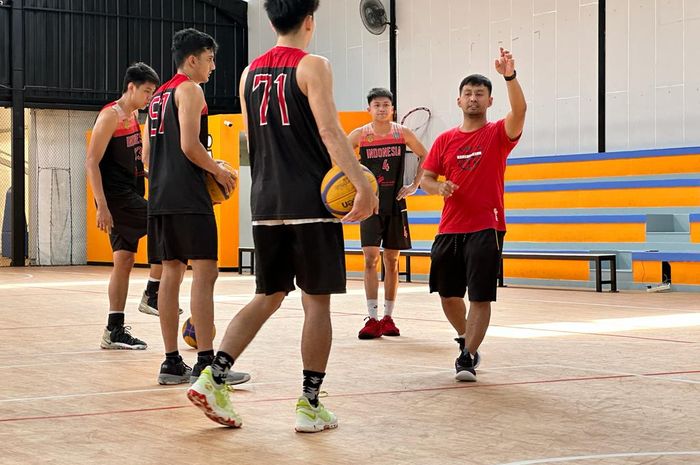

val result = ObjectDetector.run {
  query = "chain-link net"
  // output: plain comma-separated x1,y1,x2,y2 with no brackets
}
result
28,109,96,265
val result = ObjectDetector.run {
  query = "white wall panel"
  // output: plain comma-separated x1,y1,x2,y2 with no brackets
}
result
655,86,684,146
606,91,629,151
684,14,700,145
244,0,699,157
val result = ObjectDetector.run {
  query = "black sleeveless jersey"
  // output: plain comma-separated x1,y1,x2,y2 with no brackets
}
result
147,73,212,215
98,102,145,198
244,46,333,220
359,122,407,215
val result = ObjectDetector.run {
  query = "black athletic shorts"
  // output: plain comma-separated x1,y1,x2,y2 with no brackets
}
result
360,212,412,250
429,229,506,302
106,193,147,253
147,214,217,264
253,222,346,295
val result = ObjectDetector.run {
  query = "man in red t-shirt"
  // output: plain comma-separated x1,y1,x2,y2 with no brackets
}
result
421,47,526,382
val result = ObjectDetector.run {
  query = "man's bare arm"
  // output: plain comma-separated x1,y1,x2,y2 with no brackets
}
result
176,82,236,195
297,55,377,222
85,109,119,233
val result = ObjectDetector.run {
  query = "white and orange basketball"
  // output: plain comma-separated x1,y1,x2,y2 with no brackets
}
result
206,160,236,204
320,165,378,218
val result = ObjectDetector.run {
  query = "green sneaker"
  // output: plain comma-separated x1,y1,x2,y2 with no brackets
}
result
186,366,242,427
294,396,338,433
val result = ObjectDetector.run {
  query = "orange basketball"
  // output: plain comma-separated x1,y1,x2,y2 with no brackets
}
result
206,160,236,204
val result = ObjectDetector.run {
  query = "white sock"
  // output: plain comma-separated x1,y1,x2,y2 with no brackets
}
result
384,300,395,317
148,278,160,282
367,299,378,319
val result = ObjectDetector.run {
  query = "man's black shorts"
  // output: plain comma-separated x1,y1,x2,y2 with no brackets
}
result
148,214,217,264
107,193,147,253
429,229,505,302
253,222,346,295
360,212,411,250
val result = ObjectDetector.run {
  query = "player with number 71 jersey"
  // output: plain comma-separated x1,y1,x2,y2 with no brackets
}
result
244,46,336,221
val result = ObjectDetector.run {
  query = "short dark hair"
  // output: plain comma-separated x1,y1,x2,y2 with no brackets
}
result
367,87,393,105
122,62,160,93
172,28,218,68
264,0,320,35
459,74,492,95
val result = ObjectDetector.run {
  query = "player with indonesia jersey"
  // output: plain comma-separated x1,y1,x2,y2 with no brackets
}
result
348,88,428,339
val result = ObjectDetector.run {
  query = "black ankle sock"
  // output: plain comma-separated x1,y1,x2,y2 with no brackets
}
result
302,370,326,407
107,313,124,330
165,350,180,360
211,351,235,385
146,280,160,296
197,349,215,362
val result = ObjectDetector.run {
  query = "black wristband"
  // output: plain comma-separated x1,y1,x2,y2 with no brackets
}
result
504,70,517,81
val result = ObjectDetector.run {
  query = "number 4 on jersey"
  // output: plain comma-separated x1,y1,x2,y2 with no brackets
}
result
252,73,290,126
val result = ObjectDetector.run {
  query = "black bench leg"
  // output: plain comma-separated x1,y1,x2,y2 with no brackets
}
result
405,255,411,283
610,258,617,292
595,258,602,292
497,256,505,287
238,249,243,275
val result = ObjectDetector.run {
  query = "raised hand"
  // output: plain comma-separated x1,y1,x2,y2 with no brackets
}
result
494,47,515,77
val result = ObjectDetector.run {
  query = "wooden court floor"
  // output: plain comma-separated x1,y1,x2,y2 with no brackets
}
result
1,266,698,465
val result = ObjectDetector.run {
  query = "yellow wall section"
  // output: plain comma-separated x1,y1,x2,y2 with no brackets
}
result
505,187,700,209
506,223,645,242
668,262,700,285
632,262,662,283
633,261,700,285
504,259,590,280
691,223,700,243
505,154,700,181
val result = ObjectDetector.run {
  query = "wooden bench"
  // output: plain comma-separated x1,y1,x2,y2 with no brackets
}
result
498,252,618,292
349,249,618,292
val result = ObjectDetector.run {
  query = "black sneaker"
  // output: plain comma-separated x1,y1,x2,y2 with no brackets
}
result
158,356,193,385
100,326,147,350
455,351,477,382
191,356,251,386
138,290,184,317
454,337,480,369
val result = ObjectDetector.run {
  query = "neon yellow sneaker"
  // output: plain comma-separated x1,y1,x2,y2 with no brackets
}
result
294,396,338,433
186,366,242,427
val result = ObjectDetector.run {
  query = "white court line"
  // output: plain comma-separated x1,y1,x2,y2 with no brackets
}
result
497,451,700,465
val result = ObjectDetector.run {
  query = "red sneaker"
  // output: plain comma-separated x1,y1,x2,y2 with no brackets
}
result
358,317,383,339
380,315,400,336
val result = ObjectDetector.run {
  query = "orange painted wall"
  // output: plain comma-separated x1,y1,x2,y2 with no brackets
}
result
86,115,242,267
691,222,700,243
633,261,700,285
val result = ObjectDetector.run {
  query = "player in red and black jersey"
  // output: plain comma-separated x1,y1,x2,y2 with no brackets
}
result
421,48,526,382
188,0,377,432
348,88,428,340
86,63,159,351
144,28,248,387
